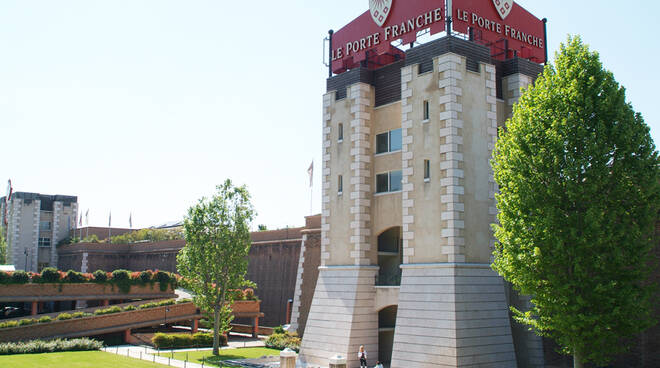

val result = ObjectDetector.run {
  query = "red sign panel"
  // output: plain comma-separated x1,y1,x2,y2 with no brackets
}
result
331,1,446,74
330,0,546,75
453,0,545,62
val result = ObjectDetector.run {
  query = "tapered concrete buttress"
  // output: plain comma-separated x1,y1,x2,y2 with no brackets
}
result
299,266,379,368
390,263,517,368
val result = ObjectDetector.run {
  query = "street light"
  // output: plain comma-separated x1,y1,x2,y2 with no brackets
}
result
23,249,28,271
164,307,170,329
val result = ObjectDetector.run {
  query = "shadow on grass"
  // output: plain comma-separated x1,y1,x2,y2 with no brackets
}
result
196,355,246,367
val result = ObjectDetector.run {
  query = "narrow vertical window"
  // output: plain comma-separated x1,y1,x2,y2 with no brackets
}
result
338,123,344,142
338,175,343,195
424,160,431,181
423,100,430,121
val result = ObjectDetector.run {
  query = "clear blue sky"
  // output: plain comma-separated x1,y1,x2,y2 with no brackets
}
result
1,1,658,230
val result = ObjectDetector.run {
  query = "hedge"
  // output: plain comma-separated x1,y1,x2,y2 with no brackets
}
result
152,332,226,349
0,338,102,355
265,332,301,352
0,299,189,330
0,268,178,293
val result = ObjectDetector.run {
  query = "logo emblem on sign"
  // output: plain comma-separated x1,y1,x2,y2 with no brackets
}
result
492,0,513,20
369,0,393,27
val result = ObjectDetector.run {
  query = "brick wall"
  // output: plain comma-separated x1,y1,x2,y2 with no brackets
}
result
57,219,322,328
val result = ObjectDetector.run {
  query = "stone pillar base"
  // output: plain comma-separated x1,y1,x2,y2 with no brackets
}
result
391,263,517,367
299,266,379,368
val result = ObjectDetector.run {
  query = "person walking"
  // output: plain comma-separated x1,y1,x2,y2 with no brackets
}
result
358,345,368,368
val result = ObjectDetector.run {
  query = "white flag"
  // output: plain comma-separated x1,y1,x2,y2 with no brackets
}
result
307,161,314,187
85,209,89,226
108,211,111,227
129,213,132,229
79,212,82,227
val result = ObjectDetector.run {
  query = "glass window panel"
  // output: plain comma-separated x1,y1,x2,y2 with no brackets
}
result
389,129,402,152
376,173,389,193
376,132,389,154
390,170,403,192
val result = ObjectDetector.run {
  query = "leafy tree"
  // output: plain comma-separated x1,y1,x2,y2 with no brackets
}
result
257,224,268,231
492,36,660,367
177,179,255,355
0,226,6,264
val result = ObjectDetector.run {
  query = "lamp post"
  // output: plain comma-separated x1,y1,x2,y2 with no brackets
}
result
23,249,28,271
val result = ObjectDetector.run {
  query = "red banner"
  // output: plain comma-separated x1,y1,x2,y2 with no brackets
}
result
331,1,446,74
453,0,545,63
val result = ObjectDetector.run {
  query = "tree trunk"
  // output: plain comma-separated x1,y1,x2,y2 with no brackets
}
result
213,305,220,355
573,348,584,368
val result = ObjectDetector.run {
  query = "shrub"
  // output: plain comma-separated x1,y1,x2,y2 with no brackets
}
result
139,270,153,283
152,332,222,349
38,316,52,324
229,289,245,301
56,313,72,321
92,270,107,283
155,271,171,291
0,338,102,355
111,269,130,282
65,270,85,283
244,288,256,300
11,271,29,284
93,306,121,316
273,325,285,334
41,267,61,283
0,321,18,329
123,305,137,311
111,269,131,293
71,312,88,319
265,332,301,352
175,298,192,304
18,319,37,327
0,271,10,284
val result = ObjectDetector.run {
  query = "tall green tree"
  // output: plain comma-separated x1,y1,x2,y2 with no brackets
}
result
177,179,255,355
0,226,7,264
492,36,659,367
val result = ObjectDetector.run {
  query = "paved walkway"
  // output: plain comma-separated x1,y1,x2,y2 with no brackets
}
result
103,334,269,367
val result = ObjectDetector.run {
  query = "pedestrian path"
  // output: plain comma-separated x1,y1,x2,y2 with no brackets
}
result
103,335,268,368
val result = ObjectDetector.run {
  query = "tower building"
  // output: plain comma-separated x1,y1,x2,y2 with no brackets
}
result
1,192,78,272
296,1,547,367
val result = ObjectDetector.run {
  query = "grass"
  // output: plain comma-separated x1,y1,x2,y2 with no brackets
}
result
157,347,280,366
0,351,168,368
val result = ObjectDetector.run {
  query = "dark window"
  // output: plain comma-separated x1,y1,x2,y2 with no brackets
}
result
38,238,51,248
376,132,389,154
423,100,430,120
389,129,402,152
39,221,51,230
338,175,343,194
424,160,431,180
338,123,344,142
376,173,389,193
390,170,402,192
377,171,403,193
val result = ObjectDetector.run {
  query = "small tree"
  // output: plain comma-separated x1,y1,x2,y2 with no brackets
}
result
492,36,660,367
0,226,6,264
177,179,255,355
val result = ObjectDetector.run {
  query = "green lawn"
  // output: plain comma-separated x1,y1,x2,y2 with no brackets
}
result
0,351,168,368
157,347,280,366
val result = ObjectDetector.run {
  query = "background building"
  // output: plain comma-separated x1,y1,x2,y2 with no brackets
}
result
57,215,322,328
1,192,78,272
